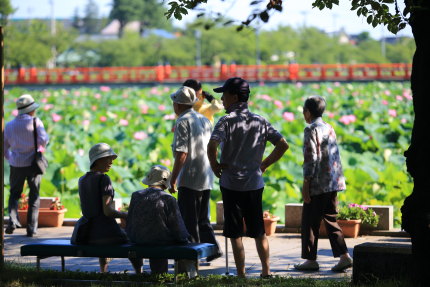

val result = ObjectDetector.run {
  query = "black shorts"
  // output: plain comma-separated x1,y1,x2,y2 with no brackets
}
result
221,186,265,239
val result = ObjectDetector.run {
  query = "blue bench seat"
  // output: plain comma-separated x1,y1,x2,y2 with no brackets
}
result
21,239,218,276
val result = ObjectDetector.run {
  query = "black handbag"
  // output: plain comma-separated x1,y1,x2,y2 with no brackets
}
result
31,118,48,175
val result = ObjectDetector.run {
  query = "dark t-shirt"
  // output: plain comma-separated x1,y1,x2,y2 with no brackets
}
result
78,171,126,243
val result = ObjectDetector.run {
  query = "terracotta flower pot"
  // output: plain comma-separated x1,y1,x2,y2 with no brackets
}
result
264,216,280,236
18,208,67,227
319,219,361,238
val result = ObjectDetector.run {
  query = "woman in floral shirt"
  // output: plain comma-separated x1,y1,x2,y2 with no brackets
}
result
294,96,353,272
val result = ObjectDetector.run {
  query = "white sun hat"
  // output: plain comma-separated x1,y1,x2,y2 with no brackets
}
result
141,165,171,189
89,143,118,166
170,86,197,105
16,94,39,115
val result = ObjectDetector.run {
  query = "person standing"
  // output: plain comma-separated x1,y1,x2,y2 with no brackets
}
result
168,86,222,262
182,79,223,126
207,77,289,278
294,96,353,272
4,94,49,237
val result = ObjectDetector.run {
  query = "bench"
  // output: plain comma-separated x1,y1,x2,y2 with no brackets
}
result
21,239,218,278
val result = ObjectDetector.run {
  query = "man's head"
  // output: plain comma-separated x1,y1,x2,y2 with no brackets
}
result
142,165,171,190
213,77,250,110
170,86,197,115
303,96,326,123
16,94,39,115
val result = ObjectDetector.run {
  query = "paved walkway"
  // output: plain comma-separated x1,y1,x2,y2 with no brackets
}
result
3,225,411,280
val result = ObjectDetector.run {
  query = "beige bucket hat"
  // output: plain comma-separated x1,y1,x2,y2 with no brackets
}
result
16,94,39,115
170,86,197,105
89,143,118,166
141,165,171,189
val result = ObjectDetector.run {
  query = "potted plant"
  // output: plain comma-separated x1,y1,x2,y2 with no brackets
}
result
263,210,280,236
18,195,67,227
320,203,379,238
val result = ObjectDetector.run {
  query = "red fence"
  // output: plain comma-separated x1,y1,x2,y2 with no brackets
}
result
5,63,411,85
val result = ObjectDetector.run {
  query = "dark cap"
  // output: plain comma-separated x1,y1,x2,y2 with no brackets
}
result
213,77,250,96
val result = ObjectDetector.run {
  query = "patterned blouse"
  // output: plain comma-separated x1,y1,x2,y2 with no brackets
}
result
303,117,346,196
125,187,189,245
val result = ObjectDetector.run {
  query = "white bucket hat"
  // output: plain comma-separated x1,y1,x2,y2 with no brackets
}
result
16,94,39,115
89,143,118,166
142,165,171,189
170,86,197,105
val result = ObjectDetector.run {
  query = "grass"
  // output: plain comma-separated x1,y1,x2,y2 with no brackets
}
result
0,262,410,287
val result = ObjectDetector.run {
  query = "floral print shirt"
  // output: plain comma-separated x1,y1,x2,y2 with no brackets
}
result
303,117,346,196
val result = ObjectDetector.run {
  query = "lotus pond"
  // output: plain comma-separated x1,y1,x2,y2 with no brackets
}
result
3,81,413,226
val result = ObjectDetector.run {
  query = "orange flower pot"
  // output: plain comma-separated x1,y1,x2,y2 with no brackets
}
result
264,216,280,236
18,208,67,227
319,219,361,238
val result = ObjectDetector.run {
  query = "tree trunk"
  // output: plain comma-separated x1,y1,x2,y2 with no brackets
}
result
401,1,430,285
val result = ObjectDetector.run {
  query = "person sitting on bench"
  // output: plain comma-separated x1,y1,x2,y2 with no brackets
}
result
71,143,139,273
125,165,191,274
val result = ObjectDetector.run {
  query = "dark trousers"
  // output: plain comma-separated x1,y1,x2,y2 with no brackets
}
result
178,187,221,255
8,165,41,234
301,191,348,260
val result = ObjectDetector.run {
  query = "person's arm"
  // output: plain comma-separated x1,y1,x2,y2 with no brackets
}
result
302,127,318,204
302,177,311,204
260,138,289,173
102,195,127,218
207,139,222,178
169,151,187,193
36,118,49,150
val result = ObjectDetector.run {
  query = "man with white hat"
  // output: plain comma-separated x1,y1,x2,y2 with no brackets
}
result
169,86,222,262
126,165,190,274
4,94,49,237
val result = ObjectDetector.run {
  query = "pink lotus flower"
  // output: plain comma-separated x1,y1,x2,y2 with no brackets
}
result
296,82,303,88
51,113,62,122
339,115,356,125
94,93,101,99
74,91,81,96
91,105,97,111
403,90,413,100
12,110,18,116
274,100,283,109
381,100,388,105
41,98,48,103
133,131,148,140
396,95,403,101
327,87,333,93
100,86,111,92
140,104,149,114
163,113,176,120
327,112,335,118
72,100,78,105
158,105,166,111
358,99,364,105
401,118,407,124
78,149,85,156
43,90,51,97
119,119,128,126
82,119,90,127
248,101,254,106
122,94,128,99
163,87,170,92
334,82,341,87
259,81,265,86
44,104,54,111
388,109,397,117
99,116,107,122
161,159,171,166
282,112,295,122
384,90,391,96
150,87,160,95
258,94,272,102
352,91,359,97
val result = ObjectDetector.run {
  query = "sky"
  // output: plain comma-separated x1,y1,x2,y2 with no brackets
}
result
11,0,413,40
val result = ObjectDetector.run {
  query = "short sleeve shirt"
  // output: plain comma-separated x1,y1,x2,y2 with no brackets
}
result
211,102,283,191
172,109,214,191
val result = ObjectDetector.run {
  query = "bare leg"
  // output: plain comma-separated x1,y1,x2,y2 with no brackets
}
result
255,234,270,276
99,257,108,273
230,237,246,277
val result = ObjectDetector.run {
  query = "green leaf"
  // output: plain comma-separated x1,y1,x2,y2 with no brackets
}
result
367,15,373,24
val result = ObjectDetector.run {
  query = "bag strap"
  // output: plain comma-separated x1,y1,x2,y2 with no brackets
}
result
33,118,38,152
